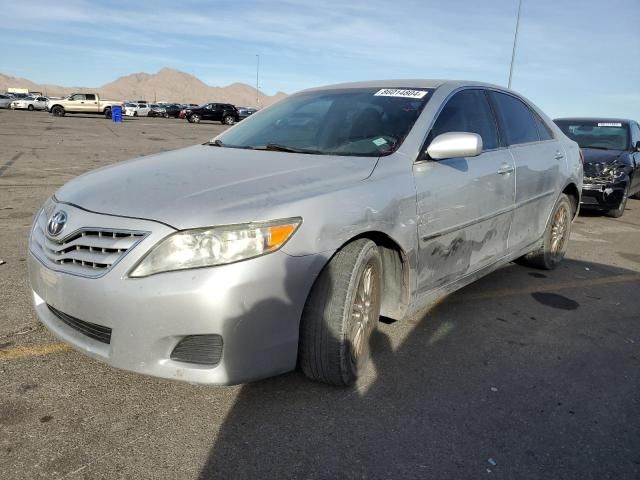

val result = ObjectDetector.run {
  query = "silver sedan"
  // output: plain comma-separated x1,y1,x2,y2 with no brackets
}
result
28,80,582,386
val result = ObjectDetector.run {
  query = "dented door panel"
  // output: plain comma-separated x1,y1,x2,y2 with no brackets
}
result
414,149,515,293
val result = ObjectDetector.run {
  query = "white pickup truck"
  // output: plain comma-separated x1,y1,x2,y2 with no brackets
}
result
47,93,123,118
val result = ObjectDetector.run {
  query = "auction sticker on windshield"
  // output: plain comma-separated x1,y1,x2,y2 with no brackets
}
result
374,88,428,99
598,122,622,127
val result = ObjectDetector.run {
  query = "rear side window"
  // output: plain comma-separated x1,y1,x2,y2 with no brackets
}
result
491,92,539,145
532,112,554,141
429,89,498,150
85,94,96,101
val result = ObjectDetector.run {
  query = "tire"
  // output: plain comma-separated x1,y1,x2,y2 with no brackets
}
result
27,104,34,111
133,111,138,117
516,194,573,270
605,183,629,218
223,115,235,125
299,239,382,386
104,107,112,119
190,114,201,124
51,106,65,117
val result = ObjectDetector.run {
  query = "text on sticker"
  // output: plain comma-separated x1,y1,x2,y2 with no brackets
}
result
374,89,428,99
598,122,622,127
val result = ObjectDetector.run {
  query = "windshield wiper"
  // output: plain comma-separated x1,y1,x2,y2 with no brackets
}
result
256,143,323,154
582,145,610,150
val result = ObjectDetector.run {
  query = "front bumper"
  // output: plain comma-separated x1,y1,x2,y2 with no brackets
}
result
28,204,324,384
580,182,626,210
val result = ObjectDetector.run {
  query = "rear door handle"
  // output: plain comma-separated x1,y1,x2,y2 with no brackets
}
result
497,165,514,175
555,151,565,160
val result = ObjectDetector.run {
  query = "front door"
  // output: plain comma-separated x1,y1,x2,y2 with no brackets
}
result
68,94,88,112
414,89,515,293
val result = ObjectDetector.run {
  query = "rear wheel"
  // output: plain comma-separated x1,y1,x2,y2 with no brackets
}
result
104,107,112,119
27,104,34,111
516,194,573,270
606,183,629,218
190,114,201,123
299,239,382,386
51,106,65,117
223,115,235,125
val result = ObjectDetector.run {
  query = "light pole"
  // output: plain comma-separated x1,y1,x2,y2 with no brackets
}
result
508,0,523,89
255,54,260,108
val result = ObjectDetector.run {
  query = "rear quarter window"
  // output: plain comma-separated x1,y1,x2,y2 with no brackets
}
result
491,92,539,146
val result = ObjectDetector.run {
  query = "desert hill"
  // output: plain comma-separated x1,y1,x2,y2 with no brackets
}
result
0,68,287,107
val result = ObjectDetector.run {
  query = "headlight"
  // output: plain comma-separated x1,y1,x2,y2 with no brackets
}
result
602,164,626,180
129,217,301,277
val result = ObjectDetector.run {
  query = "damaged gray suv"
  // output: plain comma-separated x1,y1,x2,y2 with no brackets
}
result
28,80,583,386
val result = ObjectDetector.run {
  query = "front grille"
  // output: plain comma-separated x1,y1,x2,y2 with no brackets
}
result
30,212,147,277
583,162,611,184
170,335,223,366
47,304,112,344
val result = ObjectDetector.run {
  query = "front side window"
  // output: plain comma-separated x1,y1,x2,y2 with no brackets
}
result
218,87,433,156
71,94,86,101
428,89,498,150
554,120,630,151
491,92,539,146
629,122,640,147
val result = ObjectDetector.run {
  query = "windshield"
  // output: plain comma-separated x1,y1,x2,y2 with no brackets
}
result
555,120,630,151
217,87,433,156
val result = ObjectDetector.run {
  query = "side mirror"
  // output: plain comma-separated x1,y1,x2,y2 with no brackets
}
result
426,132,483,160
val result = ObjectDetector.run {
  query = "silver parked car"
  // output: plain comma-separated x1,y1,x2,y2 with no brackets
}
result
0,94,13,109
28,80,582,386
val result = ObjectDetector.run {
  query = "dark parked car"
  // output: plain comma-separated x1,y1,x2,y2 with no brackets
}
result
185,103,239,125
237,106,258,120
163,104,183,118
554,118,640,217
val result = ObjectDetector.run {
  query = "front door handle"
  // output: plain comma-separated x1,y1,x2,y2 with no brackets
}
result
555,151,565,160
497,165,514,175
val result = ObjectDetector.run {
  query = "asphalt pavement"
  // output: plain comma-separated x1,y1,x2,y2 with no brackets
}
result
0,109,638,479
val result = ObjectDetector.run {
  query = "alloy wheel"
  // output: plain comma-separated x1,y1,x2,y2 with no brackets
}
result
349,263,379,366
550,203,570,256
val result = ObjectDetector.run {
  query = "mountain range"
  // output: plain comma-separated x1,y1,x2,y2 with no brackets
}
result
0,68,288,107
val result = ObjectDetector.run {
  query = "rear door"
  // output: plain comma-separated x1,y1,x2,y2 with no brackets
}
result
489,91,563,253
414,88,515,293
84,94,99,112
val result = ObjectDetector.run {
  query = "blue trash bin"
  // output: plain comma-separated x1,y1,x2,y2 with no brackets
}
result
112,105,123,123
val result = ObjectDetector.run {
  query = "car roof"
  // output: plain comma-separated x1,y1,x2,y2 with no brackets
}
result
554,117,634,124
298,79,506,94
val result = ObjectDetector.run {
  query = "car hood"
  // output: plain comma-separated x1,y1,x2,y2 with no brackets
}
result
55,144,378,229
582,148,625,165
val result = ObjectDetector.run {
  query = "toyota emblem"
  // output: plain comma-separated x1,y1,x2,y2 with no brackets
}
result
47,210,68,237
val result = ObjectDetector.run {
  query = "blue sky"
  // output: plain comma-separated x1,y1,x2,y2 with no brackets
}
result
1,0,638,119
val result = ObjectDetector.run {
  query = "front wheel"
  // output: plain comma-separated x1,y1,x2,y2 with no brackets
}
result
299,239,382,386
223,115,235,125
605,183,629,218
516,194,573,270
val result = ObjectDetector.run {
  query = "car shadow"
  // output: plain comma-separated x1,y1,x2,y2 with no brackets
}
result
197,257,639,479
